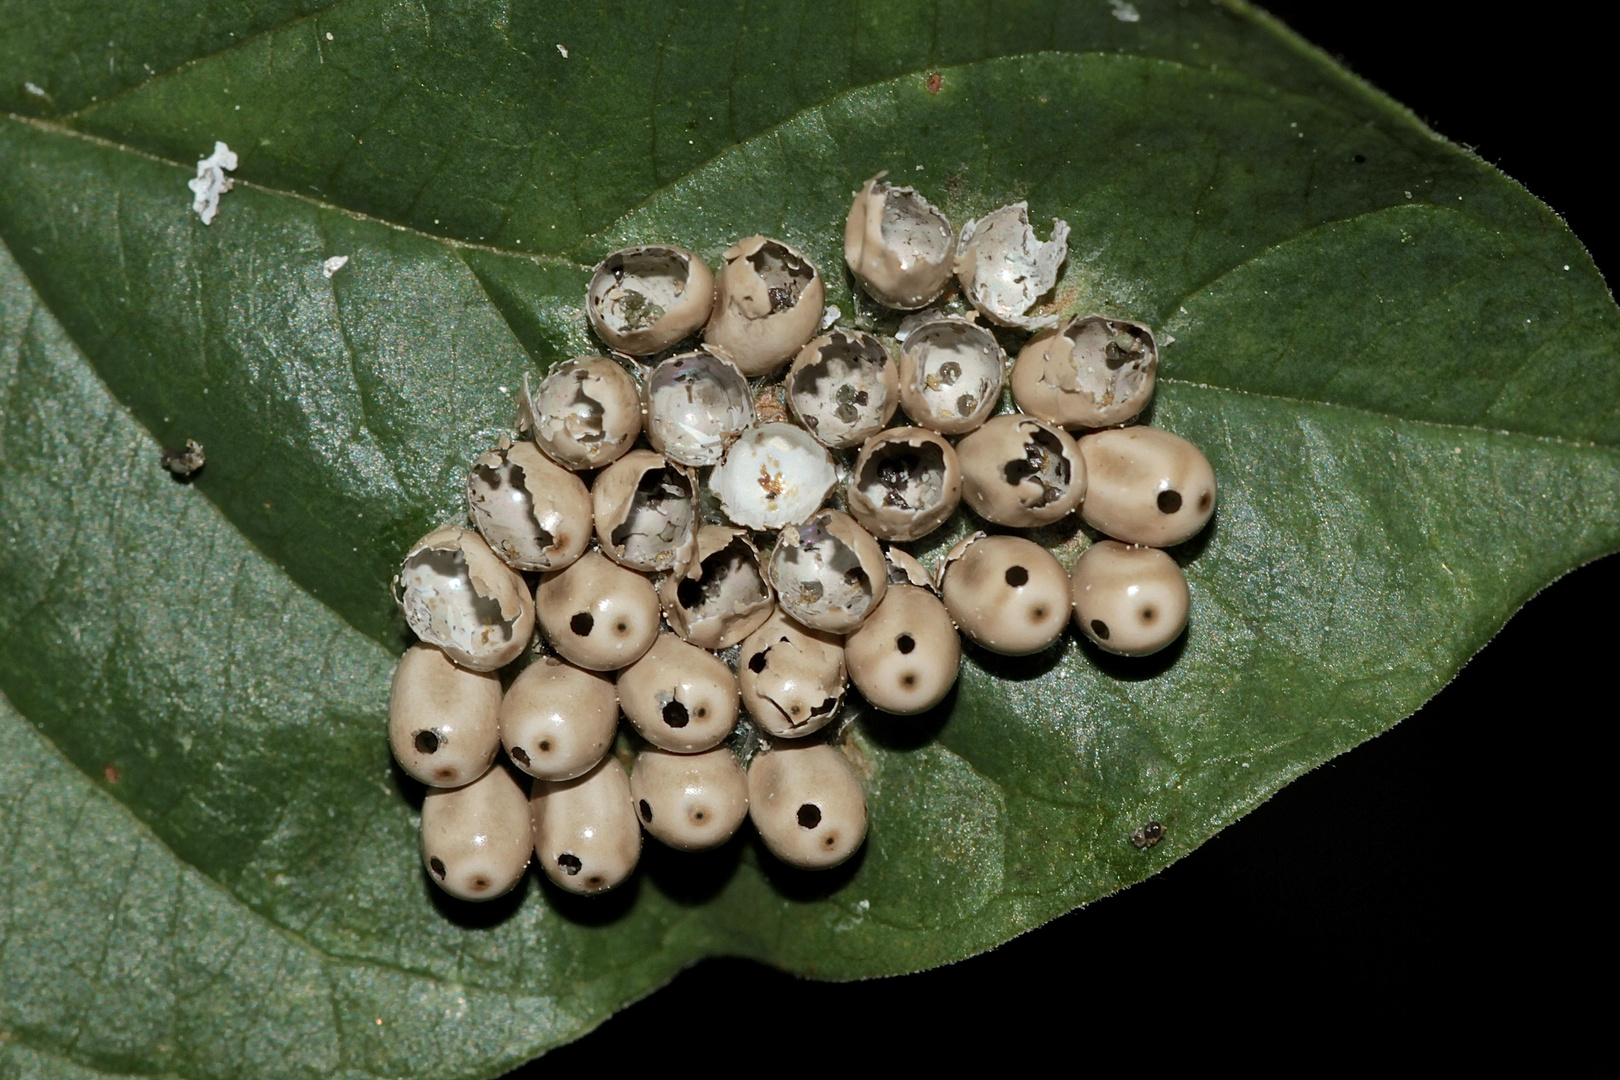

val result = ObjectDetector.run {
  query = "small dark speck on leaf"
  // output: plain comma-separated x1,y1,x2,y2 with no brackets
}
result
103,764,120,784
925,72,943,94
160,439,205,480
1129,821,1164,850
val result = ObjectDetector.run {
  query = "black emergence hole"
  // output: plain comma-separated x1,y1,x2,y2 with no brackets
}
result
1005,565,1029,588
1091,619,1111,640
797,803,822,829
570,611,594,636
429,856,446,879
413,729,440,755
1157,489,1183,514
676,576,703,609
1354,153,1367,163
557,853,582,875
509,746,531,766
748,651,768,673
896,633,916,654
639,799,653,823
662,700,690,728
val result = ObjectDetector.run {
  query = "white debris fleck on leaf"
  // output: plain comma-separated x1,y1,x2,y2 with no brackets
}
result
556,43,569,57
24,81,47,98
1109,0,1141,22
187,141,238,225
322,255,350,278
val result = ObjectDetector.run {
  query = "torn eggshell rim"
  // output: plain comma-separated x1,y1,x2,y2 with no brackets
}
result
956,203,1071,331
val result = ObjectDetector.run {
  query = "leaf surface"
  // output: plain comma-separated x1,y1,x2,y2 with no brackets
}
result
2,2,1617,1076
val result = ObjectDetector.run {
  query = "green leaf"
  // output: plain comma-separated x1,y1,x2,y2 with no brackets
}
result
1,1,1616,1076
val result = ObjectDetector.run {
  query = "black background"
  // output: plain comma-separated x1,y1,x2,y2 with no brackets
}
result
518,6,1615,1067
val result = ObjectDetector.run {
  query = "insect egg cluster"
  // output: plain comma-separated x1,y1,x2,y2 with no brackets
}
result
390,171,1218,902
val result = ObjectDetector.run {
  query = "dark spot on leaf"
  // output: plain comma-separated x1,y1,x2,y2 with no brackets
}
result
1005,565,1029,588
639,799,653,823
1130,821,1165,850
749,651,768,673
1157,489,1183,514
557,853,582,875
1091,619,1110,640
414,730,440,754
429,857,446,879
926,71,943,94
1353,153,1367,163
570,612,594,636
103,764,120,784
662,700,689,728
797,803,822,828
896,633,915,654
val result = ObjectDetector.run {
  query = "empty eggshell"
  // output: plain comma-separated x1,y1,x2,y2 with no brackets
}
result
957,414,1087,528
466,438,592,572
586,245,714,355
768,510,888,634
1011,315,1158,430
844,173,956,310
591,449,699,574
657,525,776,650
710,423,838,532
643,349,756,467
896,316,1006,435
954,202,1070,330
528,356,644,469
704,235,826,375
786,329,900,448
395,525,535,672
845,426,963,542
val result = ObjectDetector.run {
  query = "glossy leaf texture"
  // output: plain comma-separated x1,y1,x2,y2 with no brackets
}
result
2,1,1618,1077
